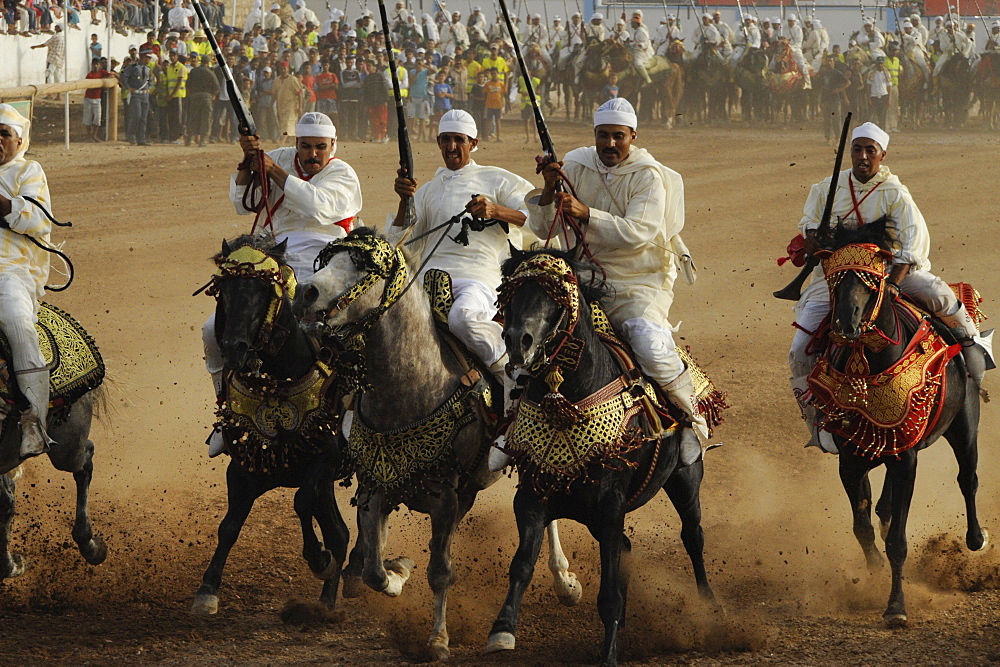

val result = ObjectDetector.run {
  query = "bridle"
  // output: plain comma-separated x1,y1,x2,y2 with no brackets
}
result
497,253,586,393
311,233,407,351
205,243,298,356
818,242,898,351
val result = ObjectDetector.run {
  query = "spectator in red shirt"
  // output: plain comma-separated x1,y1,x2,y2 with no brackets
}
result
314,60,339,125
83,58,114,141
298,62,316,113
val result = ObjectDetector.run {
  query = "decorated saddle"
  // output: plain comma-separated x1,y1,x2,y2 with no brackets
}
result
341,268,496,506
806,244,984,459
0,302,105,422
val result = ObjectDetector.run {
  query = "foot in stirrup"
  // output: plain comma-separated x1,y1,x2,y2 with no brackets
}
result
489,434,512,471
207,427,227,458
663,369,722,466
18,410,52,461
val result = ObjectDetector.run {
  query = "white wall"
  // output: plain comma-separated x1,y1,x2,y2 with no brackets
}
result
1,26,148,89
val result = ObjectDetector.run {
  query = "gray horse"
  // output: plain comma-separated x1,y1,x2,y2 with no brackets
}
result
0,390,108,579
294,229,581,661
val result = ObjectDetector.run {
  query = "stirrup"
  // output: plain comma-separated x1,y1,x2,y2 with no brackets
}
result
206,427,227,458
488,435,512,472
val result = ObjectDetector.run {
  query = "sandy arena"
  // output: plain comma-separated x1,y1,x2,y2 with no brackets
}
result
2,110,1000,664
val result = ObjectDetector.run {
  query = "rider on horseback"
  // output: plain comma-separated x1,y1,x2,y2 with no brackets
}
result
0,104,55,463
789,122,994,453
521,98,713,465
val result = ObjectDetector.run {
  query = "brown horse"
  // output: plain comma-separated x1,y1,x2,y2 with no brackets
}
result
975,53,1000,130
898,53,929,128
766,40,806,123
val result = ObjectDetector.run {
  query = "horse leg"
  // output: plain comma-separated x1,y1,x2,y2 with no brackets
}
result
595,497,628,666
875,474,893,541
944,399,988,551
882,451,917,627
424,487,467,661
67,442,107,565
664,460,717,603
191,461,265,615
0,470,25,579
486,490,548,653
312,473,350,607
838,453,884,571
546,520,582,606
293,469,341,588
342,504,367,597
359,492,412,597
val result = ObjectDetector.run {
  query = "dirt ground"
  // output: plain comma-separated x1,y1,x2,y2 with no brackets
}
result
3,106,1000,664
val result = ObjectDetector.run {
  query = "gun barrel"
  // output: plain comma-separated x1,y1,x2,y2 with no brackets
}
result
191,1,256,136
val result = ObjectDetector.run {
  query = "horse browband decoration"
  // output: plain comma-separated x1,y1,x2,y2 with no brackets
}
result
818,243,894,350
313,234,407,352
207,244,298,353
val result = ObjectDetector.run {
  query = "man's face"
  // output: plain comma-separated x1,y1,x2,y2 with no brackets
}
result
595,124,635,168
851,137,886,182
0,124,22,167
438,132,477,171
297,137,334,174
169,51,178,63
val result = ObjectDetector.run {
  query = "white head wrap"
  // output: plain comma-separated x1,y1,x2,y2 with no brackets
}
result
632,9,643,18
269,3,279,10
788,13,797,21
438,109,478,139
295,111,338,140
863,17,874,25
993,19,1000,28
591,12,603,21
667,13,675,20
852,122,889,150
594,98,637,129
901,19,911,27
812,18,822,28
702,12,712,19
0,103,30,160
771,17,780,24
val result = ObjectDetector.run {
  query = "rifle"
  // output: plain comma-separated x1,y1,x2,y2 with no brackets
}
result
773,112,853,300
192,1,255,136
735,0,750,44
378,0,415,228
498,0,556,165
970,0,992,41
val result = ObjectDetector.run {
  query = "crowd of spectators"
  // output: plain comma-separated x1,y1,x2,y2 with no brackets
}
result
5,0,226,37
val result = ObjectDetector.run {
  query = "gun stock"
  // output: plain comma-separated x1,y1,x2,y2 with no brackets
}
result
192,1,255,136
773,112,852,301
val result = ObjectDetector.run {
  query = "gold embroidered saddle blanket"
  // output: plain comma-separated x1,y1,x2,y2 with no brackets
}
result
0,302,105,420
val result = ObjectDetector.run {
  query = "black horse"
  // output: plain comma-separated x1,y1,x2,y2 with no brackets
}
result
486,248,717,665
815,218,987,626
191,235,351,615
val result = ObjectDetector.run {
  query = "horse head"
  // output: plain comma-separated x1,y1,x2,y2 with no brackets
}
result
817,217,897,343
293,228,406,340
209,235,294,371
498,248,606,376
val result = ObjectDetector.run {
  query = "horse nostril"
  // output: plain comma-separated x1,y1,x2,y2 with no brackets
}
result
304,285,319,306
520,332,533,353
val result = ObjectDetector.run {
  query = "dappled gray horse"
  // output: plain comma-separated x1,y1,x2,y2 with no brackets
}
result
294,229,581,661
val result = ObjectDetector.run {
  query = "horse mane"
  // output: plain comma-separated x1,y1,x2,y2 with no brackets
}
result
214,233,288,264
830,215,900,253
502,247,612,306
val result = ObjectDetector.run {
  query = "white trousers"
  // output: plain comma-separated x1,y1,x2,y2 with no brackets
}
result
788,269,959,380
619,316,686,388
933,52,951,77
447,278,505,368
0,274,44,373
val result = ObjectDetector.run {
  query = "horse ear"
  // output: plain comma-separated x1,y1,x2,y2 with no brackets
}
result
274,238,288,256
222,238,231,255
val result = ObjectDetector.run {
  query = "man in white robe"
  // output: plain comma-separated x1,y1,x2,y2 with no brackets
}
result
389,110,532,440
731,14,761,64
859,19,887,59
933,21,970,76
203,112,362,455
787,14,813,88
584,13,607,43
441,12,470,55
524,98,712,466
789,123,992,453
691,13,722,59
629,10,654,83
0,104,56,462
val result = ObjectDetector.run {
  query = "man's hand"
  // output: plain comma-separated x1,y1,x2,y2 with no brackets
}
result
394,167,417,200
555,192,590,223
539,159,564,192
466,194,497,220
802,231,821,255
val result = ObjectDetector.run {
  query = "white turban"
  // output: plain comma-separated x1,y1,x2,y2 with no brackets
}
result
771,17,780,24
993,19,1000,28
632,9,643,18
591,12,603,21
863,18,874,25
852,122,889,150
269,3,279,10
0,103,30,159
702,12,712,19
901,19,911,27
594,98,637,129
812,18,822,28
438,109,478,139
788,13,797,21
296,111,338,140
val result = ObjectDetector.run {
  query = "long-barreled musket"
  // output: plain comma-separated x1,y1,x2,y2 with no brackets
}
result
498,0,556,164
735,0,750,42
192,1,255,136
971,0,993,40
774,112,853,300
379,0,416,228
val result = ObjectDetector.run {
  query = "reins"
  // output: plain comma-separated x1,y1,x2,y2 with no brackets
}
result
3,195,76,292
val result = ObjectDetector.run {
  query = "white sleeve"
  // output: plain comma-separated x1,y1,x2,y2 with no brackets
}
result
798,182,825,234
887,187,930,267
584,167,667,249
282,165,363,224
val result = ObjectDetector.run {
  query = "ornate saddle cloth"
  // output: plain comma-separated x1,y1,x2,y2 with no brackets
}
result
808,298,963,459
0,302,105,421
506,301,728,500
217,360,347,475
343,270,494,506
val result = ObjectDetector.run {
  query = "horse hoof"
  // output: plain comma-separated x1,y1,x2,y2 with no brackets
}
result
311,549,339,580
342,574,365,599
427,633,450,662
883,612,908,628
972,528,990,552
2,553,26,579
83,536,108,566
554,572,583,607
191,594,220,615
485,631,515,653
385,556,414,580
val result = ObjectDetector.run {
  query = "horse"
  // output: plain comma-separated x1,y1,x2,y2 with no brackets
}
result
190,234,352,616
485,248,718,665
0,386,107,580
294,229,582,661
683,46,731,124
639,52,684,128
898,53,929,128
975,53,1000,130
766,40,807,123
733,46,769,124
938,54,975,128
808,218,988,627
